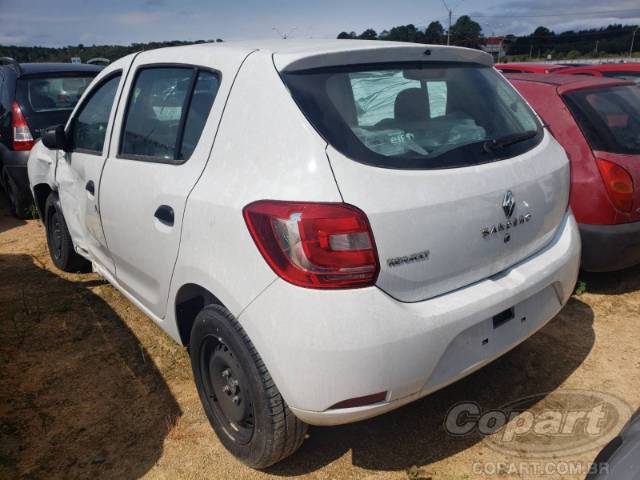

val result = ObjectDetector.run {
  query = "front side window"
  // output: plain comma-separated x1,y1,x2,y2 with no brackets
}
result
71,74,121,154
284,62,542,169
564,85,640,154
120,67,219,162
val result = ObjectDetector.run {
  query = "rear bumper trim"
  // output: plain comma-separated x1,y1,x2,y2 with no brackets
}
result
579,222,640,272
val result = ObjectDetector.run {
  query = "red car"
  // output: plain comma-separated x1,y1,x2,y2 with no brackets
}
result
495,63,565,74
506,73,640,271
558,63,640,84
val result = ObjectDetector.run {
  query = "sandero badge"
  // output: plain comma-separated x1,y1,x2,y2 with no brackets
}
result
482,191,532,243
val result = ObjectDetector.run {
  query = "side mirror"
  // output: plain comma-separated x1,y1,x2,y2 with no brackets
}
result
42,125,68,151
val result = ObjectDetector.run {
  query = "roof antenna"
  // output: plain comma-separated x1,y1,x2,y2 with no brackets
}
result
272,27,298,39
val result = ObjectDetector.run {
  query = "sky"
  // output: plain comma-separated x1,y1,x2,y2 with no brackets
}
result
1,0,639,47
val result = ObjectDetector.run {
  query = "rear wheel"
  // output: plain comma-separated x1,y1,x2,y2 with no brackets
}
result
44,193,91,273
190,305,307,468
2,167,31,219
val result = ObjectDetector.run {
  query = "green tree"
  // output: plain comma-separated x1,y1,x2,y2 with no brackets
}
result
337,31,356,39
450,15,482,48
358,29,378,40
424,21,444,44
385,24,424,43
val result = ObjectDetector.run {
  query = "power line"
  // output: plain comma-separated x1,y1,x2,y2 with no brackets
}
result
453,7,640,19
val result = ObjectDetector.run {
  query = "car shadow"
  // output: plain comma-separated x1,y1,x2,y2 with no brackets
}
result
579,264,640,295
0,253,181,479
267,298,595,476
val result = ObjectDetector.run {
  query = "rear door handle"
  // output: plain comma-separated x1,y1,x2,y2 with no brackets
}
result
154,205,174,226
85,180,95,195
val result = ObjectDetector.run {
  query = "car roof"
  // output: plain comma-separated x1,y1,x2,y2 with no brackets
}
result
504,72,633,93
496,63,565,71
150,39,494,71
560,63,640,73
16,63,102,75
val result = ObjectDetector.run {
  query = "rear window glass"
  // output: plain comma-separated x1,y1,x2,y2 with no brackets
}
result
283,62,541,169
564,85,640,154
601,71,640,85
19,75,94,112
120,67,219,163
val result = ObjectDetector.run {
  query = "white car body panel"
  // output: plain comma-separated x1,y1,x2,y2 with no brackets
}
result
27,40,580,427
55,55,135,274
240,211,580,424
27,140,56,191
165,51,342,337
326,131,570,302
98,45,255,319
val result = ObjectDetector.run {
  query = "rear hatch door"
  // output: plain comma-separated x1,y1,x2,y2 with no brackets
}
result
282,54,570,302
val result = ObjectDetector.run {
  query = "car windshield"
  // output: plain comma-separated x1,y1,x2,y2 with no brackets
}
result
19,75,94,112
564,85,640,154
283,62,542,169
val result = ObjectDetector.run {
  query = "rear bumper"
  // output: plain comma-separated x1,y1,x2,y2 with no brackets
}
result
579,222,640,272
239,211,581,426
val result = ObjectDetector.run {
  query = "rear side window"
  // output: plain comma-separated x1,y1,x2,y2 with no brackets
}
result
19,75,94,112
120,67,220,163
564,85,640,154
284,62,541,169
71,74,121,154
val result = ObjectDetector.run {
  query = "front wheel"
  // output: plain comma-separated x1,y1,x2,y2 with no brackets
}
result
44,193,91,273
190,305,307,468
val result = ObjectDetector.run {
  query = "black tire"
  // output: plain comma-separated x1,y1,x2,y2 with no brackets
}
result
2,166,32,219
44,193,91,273
190,305,307,468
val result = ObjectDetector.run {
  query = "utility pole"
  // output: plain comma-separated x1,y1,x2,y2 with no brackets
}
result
442,0,464,46
630,27,639,59
529,44,533,59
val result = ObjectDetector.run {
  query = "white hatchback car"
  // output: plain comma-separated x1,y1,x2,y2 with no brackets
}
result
28,40,580,467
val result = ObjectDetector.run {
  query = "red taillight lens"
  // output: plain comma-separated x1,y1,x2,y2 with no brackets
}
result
11,101,34,151
596,158,634,212
243,201,379,289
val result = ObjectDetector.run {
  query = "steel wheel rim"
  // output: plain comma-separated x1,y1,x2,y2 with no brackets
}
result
48,210,63,260
199,335,255,445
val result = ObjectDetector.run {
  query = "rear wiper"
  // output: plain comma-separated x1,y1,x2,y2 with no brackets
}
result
483,130,538,153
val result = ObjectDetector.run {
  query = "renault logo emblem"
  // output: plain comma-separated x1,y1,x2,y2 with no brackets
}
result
481,191,532,241
502,191,516,219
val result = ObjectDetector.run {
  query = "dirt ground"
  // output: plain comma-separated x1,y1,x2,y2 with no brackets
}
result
0,194,638,480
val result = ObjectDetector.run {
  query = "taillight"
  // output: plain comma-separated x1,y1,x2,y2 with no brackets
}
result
596,158,634,212
11,101,34,151
243,201,379,289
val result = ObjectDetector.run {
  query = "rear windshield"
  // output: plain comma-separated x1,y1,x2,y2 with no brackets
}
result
601,71,640,85
283,62,542,169
17,74,95,113
564,85,640,154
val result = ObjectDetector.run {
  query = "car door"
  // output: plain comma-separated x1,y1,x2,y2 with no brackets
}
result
55,68,127,274
98,48,237,319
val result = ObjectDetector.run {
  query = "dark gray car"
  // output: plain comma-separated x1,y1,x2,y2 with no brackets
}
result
0,58,101,217
587,409,640,480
